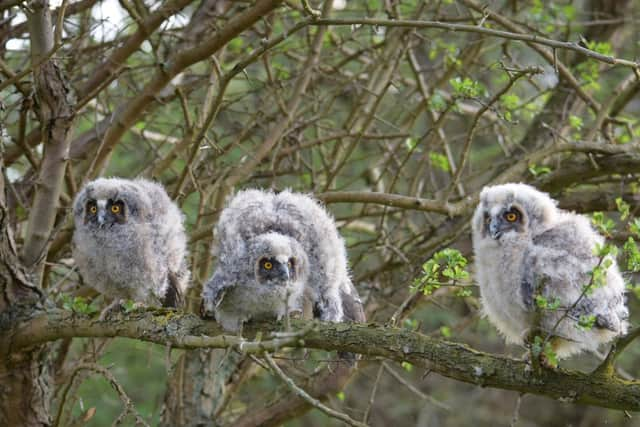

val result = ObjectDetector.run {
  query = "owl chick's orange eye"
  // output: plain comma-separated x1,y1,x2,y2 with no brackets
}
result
111,204,121,214
505,211,518,222
89,205,97,214
263,261,273,270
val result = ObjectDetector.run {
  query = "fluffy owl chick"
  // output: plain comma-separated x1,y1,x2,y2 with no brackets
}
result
201,232,309,331
201,189,364,330
73,178,189,308
472,183,628,359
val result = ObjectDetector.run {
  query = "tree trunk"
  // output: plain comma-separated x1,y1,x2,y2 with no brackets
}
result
0,150,51,426
0,0,74,424
161,349,252,426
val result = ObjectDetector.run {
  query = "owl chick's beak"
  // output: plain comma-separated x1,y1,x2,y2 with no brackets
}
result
275,262,291,281
97,211,105,226
489,218,502,240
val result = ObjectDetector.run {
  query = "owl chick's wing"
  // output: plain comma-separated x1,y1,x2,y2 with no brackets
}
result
200,270,232,319
162,269,187,308
274,192,365,321
521,220,616,331
214,190,275,255
340,280,366,322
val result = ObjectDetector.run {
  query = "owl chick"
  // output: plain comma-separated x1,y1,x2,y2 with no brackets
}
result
201,189,365,331
472,183,628,359
72,178,189,308
203,232,310,331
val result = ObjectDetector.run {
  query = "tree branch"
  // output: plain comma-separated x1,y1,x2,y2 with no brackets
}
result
21,0,76,274
89,0,284,177
4,309,640,412
262,352,367,427
316,191,471,216
311,18,640,70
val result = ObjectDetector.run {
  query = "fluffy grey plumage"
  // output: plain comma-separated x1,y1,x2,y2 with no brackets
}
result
72,178,189,307
472,183,628,359
201,189,365,331
205,232,310,331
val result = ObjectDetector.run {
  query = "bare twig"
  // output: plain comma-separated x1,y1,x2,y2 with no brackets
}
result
382,362,451,411
362,364,384,423
310,18,639,70
263,352,369,427
55,363,150,427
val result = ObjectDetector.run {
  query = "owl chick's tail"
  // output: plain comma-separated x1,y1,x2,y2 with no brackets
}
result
162,270,184,308
336,282,366,365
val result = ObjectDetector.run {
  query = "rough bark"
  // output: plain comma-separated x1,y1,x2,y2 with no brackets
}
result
0,112,50,427
4,310,640,412
0,2,70,424
160,349,250,427
21,0,75,272
0,176,49,426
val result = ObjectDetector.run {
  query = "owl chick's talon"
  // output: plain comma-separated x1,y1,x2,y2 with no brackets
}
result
288,310,303,320
199,299,215,320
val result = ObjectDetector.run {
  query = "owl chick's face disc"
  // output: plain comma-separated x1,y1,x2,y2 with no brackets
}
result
483,205,525,240
257,256,296,284
84,198,127,227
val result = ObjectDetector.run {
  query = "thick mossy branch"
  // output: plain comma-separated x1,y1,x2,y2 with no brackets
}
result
2,308,640,411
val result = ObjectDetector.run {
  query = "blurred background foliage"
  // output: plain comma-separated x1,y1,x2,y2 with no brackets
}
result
2,0,640,425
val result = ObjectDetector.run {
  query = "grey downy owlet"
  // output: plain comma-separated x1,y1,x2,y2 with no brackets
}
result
72,178,190,308
201,189,365,332
471,183,628,359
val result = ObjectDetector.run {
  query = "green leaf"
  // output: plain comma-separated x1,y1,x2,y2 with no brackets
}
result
630,218,640,238
578,314,596,330
122,300,137,313
616,197,630,220
569,115,583,131
528,164,551,177
531,335,543,357
624,237,640,272
411,248,470,295
429,92,446,112
429,151,450,172
403,318,418,330
586,40,613,56
535,295,548,308
543,342,558,368
562,5,576,20
228,36,244,51
401,361,413,372
405,137,419,151
500,93,520,110
547,298,561,310
455,287,472,297
449,77,483,98
591,212,615,237
60,294,99,315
